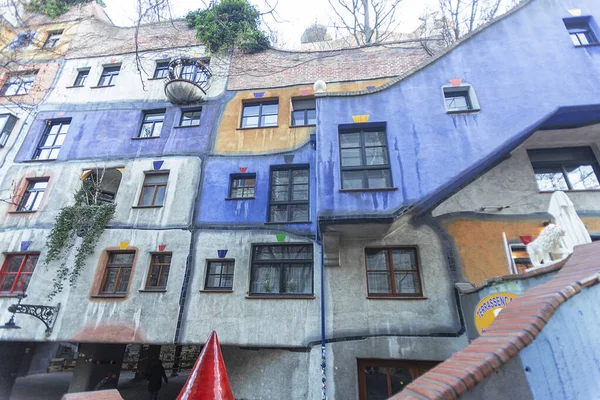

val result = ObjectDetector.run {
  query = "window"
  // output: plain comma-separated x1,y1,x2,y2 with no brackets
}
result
181,59,210,85
0,254,39,294
229,173,256,199
528,147,600,191
1,74,35,96
179,108,201,127
97,66,120,87
241,101,278,128
100,252,135,295
17,179,48,212
357,359,438,400
82,168,123,204
444,89,471,111
138,110,165,138
339,128,391,190
33,119,70,160
9,30,35,50
510,245,533,274
0,114,17,147
138,172,168,207
365,248,422,297
269,166,309,222
564,18,598,46
153,61,169,79
205,260,234,290
291,98,316,126
250,244,313,295
73,69,89,87
42,31,62,49
145,253,171,289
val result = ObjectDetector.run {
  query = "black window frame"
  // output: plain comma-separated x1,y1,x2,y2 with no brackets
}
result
528,146,600,191
0,114,17,147
73,69,89,87
1,73,36,96
228,173,256,199
97,65,120,87
339,124,392,190
249,243,314,296
204,259,235,290
240,100,279,129
443,89,472,112
268,165,310,223
291,98,316,127
138,109,165,138
17,179,48,212
42,30,63,49
153,61,169,79
364,247,423,298
564,18,599,46
179,108,201,127
33,118,70,160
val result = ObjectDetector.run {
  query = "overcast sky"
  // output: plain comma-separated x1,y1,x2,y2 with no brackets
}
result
102,0,437,49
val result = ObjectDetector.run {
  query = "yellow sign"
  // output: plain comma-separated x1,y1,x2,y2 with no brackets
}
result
474,292,518,334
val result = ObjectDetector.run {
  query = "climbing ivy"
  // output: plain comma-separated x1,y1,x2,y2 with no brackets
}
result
185,0,270,54
25,0,101,18
44,174,116,300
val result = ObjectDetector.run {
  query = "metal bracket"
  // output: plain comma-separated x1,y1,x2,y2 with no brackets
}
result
6,294,61,334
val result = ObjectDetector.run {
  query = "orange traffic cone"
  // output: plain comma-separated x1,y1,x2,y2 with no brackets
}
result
176,331,234,400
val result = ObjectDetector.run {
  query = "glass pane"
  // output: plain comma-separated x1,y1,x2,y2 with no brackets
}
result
566,164,600,190
389,368,413,395
32,181,48,190
59,123,69,134
292,169,308,184
148,265,161,287
395,272,418,294
49,148,61,159
306,109,316,125
271,185,289,201
139,124,153,138
221,275,233,288
367,272,391,293
22,192,37,211
365,367,390,400
262,103,278,115
251,265,281,293
109,253,135,265
577,32,589,45
145,113,164,122
49,125,61,135
283,264,312,293
392,250,415,271
253,245,312,260
158,266,169,287
42,134,57,147
116,268,131,292
290,204,309,221
367,169,391,188
223,263,235,274
342,170,364,189
270,205,288,222
570,33,580,46
0,275,16,292
242,116,259,128
5,256,24,272
364,131,386,147
154,186,166,206
209,262,223,275
36,149,51,160
292,184,309,201
54,133,66,146
365,147,388,166
155,254,171,264
340,132,360,148
23,255,38,272
261,114,278,127
445,94,469,110
139,187,154,206
291,110,304,126
341,148,362,167
151,122,163,137
144,174,169,185
242,105,260,117
14,274,30,292
101,269,119,292
272,170,290,185
206,275,221,288
366,250,388,271
534,168,568,191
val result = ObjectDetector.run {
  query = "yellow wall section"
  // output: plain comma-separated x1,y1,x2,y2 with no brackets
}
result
1,22,78,60
443,216,600,285
214,79,391,155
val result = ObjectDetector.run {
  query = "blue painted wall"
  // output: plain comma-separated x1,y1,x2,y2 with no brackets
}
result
316,0,600,218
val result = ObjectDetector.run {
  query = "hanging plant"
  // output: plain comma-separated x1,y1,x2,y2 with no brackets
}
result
44,170,116,300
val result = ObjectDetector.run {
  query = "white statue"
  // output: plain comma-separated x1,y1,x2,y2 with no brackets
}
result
526,223,569,267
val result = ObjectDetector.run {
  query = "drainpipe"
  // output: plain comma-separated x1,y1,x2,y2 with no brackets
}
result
315,236,327,400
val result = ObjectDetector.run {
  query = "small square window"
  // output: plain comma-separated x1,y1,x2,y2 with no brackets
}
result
139,110,165,138
1,74,36,96
33,119,70,160
442,85,480,113
153,61,169,79
365,247,423,297
145,253,171,289
179,108,201,127
138,172,169,207
100,251,135,295
97,65,120,87
291,98,316,126
73,69,89,87
18,179,48,212
241,100,278,128
0,253,39,294
205,260,234,290
42,31,62,49
564,17,599,46
250,244,313,295
0,114,17,147
229,173,256,199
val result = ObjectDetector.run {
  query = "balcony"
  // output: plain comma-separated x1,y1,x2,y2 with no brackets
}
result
164,58,212,104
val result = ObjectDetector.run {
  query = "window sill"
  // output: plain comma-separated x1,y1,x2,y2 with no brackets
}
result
264,221,311,225
0,293,25,297
237,125,279,131
132,205,163,209
340,187,397,193
147,77,166,81
22,159,57,163
7,210,37,215
446,109,480,115
291,124,316,128
367,295,428,300
65,85,84,89
91,294,126,299
225,197,256,201
174,125,200,129
574,42,600,48
245,295,315,299
1,94,29,97
90,85,116,89
539,189,600,193
201,289,233,293
131,136,161,140
139,289,167,293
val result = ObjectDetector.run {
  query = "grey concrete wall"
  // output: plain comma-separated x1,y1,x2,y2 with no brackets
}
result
434,124,600,218
519,284,600,399
459,356,533,400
